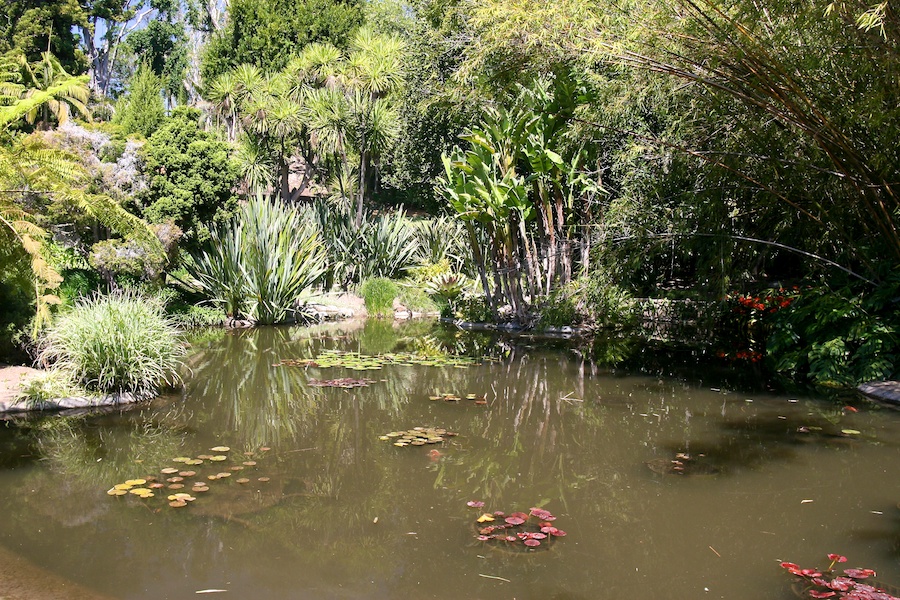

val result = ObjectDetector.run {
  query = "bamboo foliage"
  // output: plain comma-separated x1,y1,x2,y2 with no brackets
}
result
613,0,900,275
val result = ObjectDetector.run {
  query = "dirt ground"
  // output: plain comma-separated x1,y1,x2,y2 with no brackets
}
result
0,365,42,412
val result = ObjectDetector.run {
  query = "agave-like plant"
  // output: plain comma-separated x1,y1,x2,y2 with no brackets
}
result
189,195,327,324
188,218,246,320
241,195,326,324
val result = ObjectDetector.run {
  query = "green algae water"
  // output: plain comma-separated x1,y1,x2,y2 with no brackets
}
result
0,320,898,600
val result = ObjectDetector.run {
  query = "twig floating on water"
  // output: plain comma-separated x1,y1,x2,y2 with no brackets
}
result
478,574,511,583
709,545,721,558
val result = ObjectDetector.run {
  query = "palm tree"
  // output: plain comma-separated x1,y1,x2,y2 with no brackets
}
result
340,28,405,226
0,52,90,130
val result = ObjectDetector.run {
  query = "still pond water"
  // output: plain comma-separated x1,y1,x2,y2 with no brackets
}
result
1,320,899,600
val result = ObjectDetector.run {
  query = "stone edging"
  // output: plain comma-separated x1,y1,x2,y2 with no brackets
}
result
0,391,151,414
857,380,900,407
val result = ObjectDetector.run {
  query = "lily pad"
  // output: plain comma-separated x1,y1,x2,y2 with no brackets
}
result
211,446,230,452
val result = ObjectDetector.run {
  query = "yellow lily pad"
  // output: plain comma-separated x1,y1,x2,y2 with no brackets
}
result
124,479,146,486
476,513,495,523
107,489,127,496
211,446,230,452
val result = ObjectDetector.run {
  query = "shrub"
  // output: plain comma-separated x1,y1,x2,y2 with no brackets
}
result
360,278,399,317
189,196,326,324
535,288,580,328
581,277,638,330
37,291,185,396
398,284,440,314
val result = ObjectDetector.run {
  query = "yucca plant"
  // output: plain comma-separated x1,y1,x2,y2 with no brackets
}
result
37,291,184,396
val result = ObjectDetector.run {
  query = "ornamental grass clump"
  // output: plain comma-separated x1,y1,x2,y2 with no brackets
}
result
38,291,185,397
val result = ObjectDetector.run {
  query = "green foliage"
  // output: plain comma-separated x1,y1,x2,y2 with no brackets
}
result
397,283,439,314
57,268,101,306
37,291,185,396
201,0,364,82
0,0,89,73
453,291,492,323
0,227,35,361
360,277,399,317
126,19,188,103
16,369,82,405
302,201,419,287
766,281,900,387
581,276,638,330
139,107,240,246
534,288,579,329
115,63,165,138
189,195,327,324
88,237,168,282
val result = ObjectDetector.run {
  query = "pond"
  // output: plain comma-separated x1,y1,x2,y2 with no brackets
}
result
1,320,899,600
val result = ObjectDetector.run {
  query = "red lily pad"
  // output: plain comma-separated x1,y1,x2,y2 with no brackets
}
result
505,516,525,525
828,554,848,563
467,500,485,508
844,569,876,579
523,539,541,547
808,591,836,599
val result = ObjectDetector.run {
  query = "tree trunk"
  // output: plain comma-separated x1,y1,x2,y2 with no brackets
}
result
465,221,497,319
280,157,290,202
356,144,368,228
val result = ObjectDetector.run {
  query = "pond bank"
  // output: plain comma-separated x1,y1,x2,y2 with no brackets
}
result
858,380,900,407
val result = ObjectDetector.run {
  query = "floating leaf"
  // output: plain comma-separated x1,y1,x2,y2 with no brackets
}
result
210,455,227,462
505,516,525,525
477,513,495,523
161,468,178,474
242,461,257,466
258,477,270,482
168,483,185,489
216,472,231,478
186,459,203,465
129,488,151,495
467,501,485,508
524,539,541,547
841,429,861,435
169,500,187,508
166,477,184,483
229,466,244,471
172,457,191,463
179,471,196,477
114,483,132,490
124,479,146,486
149,483,166,489
107,489,127,496
211,446,230,452
236,478,250,484
259,447,271,452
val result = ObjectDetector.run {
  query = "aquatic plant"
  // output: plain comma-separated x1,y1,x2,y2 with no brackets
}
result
780,554,898,599
467,502,567,551
274,349,485,370
38,291,184,396
380,427,456,446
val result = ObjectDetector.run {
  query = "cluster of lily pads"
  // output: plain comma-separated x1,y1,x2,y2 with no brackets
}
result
379,427,457,447
781,554,897,600
429,392,487,405
276,349,482,371
106,445,272,509
467,501,567,550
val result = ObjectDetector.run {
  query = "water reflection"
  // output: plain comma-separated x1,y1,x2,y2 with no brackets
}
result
0,321,898,600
